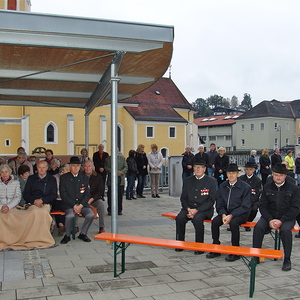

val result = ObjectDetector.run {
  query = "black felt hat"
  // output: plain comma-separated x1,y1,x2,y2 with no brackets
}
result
193,159,206,166
244,162,257,169
272,163,288,174
226,163,240,172
69,156,81,165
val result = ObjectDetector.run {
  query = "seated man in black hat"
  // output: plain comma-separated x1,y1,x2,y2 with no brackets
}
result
59,156,94,244
176,159,216,254
252,163,300,271
206,163,252,261
240,162,262,231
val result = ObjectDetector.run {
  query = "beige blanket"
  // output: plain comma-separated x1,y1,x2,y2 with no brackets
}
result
0,205,55,250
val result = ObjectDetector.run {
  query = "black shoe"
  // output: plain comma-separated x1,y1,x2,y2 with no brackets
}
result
295,232,300,238
140,195,146,198
78,233,91,242
175,248,183,252
282,259,291,271
225,254,240,262
152,194,156,198
194,251,204,255
131,196,136,199
245,227,251,232
60,235,70,244
126,197,132,200
156,194,160,198
206,252,221,258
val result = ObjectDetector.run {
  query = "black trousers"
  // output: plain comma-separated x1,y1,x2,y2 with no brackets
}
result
253,217,294,259
211,214,248,246
107,185,124,214
247,202,259,222
176,209,212,243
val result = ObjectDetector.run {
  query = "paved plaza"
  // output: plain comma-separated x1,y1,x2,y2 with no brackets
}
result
0,190,300,300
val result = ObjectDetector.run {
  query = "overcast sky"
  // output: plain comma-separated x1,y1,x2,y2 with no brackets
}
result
31,0,300,106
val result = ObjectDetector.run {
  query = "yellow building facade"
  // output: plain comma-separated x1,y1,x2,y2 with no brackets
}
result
0,78,197,158
0,0,31,11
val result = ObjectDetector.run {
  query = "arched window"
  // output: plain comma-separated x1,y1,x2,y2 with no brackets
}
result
44,121,58,144
47,124,54,142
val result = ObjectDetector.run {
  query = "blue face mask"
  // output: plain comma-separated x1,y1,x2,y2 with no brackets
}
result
31,161,36,166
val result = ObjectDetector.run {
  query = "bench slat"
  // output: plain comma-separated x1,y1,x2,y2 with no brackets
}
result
94,233,282,259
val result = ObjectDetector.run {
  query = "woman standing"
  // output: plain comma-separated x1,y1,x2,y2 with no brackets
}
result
259,149,272,186
285,150,295,178
126,150,138,200
214,147,229,186
148,144,163,198
135,144,148,198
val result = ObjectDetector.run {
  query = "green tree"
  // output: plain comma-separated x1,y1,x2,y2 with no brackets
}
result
230,95,239,109
206,94,225,107
241,93,252,111
191,98,212,118
222,98,230,108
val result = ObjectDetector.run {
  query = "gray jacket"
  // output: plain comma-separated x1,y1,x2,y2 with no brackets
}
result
0,176,21,210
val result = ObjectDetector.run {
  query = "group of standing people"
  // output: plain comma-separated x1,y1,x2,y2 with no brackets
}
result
182,143,229,186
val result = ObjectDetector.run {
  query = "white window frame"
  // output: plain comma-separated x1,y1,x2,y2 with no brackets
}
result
169,126,176,138
241,139,245,147
146,126,154,138
5,139,10,147
260,123,264,131
44,121,58,144
241,124,245,131
250,123,254,131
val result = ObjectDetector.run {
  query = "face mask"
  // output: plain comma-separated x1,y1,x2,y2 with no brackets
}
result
31,162,36,166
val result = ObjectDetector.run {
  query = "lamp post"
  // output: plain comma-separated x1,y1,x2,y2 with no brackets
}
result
277,126,281,150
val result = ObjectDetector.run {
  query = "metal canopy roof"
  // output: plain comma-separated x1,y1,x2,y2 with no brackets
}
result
0,10,174,110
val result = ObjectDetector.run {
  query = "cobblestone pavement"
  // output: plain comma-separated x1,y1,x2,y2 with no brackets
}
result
1,190,300,299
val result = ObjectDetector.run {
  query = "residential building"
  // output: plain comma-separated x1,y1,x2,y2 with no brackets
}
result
194,114,241,152
235,100,300,151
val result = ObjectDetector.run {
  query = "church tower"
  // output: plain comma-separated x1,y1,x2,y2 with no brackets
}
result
0,0,31,11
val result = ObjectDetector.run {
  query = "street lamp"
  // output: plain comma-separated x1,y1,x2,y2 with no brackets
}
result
276,126,281,149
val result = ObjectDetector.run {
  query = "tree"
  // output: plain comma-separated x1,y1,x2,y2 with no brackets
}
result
191,98,212,118
206,94,225,107
241,93,252,111
222,98,230,108
230,95,239,109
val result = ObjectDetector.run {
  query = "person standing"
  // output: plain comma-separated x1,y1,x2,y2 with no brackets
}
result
135,144,148,198
80,148,91,167
93,144,109,198
105,150,127,215
206,163,251,261
148,144,164,198
194,145,209,174
295,152,300,186
59,157,93,244
240,162,262,231
284,150,295,178
259,149,272,186
176,159,216,254
182,145,195,182
271,148,282,168
252,163,300,271
206,143,218,177
214,147,229,186
126,150,138,200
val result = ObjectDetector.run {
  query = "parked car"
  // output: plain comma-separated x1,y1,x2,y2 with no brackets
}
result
280,145,299,153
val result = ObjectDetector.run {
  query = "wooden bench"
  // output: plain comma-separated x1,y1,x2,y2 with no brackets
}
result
162,212,297,251
94,232,282,298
